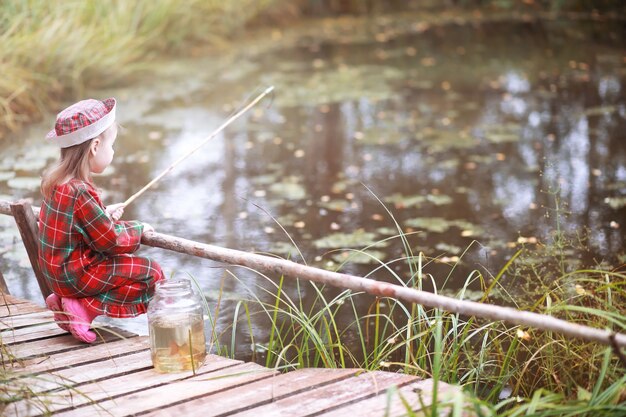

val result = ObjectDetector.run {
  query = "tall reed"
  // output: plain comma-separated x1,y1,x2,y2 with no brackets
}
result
0,0,278,138
207,194,625,415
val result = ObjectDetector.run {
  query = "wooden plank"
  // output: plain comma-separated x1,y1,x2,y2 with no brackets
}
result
0,269,9,294
54,362,275,417
229,370,418,416
0,310,55,330
1,322,67,345
10,336,151,375
319,378,458,417
0,302,47,317
10,201,50,300
11,350,155,395
0,294,32,306
146,368,362,417
9,355,245,416
5,329,137,361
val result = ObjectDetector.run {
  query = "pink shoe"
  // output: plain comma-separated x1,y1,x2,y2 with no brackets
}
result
45,293,70,332
62,298,100,344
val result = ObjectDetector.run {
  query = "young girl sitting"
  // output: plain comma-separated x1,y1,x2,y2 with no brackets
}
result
39,97,164,343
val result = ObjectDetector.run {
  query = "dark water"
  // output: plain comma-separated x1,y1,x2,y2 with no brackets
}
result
1,14,624,357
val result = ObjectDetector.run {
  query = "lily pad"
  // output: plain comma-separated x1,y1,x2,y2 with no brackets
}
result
435,242,462,254
0,172,16,182
452,220,485,237
267,65,405,107
313,229,386,249
420,130,477,153
268,241,300,257
357,126,406,145
13,158,49,172
376,227,399,236
269,178,306,200
384,193,452,209
405,217,452,233
584,105,616,117
604,196,626,209
481,123,521,144
7,177,41,191
251,174,279,186
441,288,484,301
331,249,387,265
319,199,350,212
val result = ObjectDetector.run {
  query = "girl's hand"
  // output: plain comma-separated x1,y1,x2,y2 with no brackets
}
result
106,203,126,221
142,222,155,234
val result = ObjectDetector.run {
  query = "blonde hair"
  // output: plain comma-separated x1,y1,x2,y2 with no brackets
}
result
40,139,94,200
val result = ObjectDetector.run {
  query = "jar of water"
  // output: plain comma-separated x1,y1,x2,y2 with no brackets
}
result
147,279,207,373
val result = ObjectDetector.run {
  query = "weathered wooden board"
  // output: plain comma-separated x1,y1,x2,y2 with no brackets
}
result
0,294,32,306
1,321,65,345
145,367,361,417
10,201,51,298
8,350,155,396
13,357,247,417
0,302,46,317
229,371,418,416
0,310,55,330
318,378,458,416
5,329,136,360
10,336,151,375
55,362,275,417
2,296,458,417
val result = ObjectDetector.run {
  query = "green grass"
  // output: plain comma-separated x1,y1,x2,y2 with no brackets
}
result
212,250,625,415
205,193,626,416
0,0,279,139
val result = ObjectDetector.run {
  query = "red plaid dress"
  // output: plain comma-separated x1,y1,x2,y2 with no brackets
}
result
38,179,163,318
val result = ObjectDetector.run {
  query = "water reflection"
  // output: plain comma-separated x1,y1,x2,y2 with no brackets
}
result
0,17,624,355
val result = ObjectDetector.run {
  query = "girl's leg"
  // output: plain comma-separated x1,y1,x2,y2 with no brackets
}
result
62,297,100,343
45,293,70,332
75,255,164,318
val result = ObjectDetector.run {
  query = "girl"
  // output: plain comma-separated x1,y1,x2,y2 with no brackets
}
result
39,98,164,343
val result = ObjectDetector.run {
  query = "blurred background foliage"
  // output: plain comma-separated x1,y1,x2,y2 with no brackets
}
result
1,0,624,139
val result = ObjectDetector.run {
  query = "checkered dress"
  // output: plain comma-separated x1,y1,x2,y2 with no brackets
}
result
38,179,163,318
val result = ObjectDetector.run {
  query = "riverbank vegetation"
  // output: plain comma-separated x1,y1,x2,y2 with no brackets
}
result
0,0,278,139
209,211,626,415
2,1,625,139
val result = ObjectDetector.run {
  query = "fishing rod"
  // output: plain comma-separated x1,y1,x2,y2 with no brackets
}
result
123,86,275,207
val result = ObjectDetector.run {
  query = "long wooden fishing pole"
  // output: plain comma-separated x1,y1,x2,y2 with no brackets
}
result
123,86,275,207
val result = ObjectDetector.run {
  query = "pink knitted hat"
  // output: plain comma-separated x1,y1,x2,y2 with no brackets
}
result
46,98,116,148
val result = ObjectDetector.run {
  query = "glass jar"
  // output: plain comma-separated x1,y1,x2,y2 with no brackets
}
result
147,279,207,373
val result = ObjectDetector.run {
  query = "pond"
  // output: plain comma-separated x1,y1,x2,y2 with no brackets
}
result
1,11,624,359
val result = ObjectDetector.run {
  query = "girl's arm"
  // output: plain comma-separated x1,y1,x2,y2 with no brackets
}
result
74,188,144,255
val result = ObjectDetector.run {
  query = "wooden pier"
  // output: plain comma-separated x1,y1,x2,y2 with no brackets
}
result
2,294,455,417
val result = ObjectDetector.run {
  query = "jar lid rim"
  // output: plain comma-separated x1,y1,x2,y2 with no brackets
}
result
157,279,192,290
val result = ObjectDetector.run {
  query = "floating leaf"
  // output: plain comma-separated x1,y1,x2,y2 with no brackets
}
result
452,220,485,237
313,230,385,249
331,249,387,265
604,196,626,209
481,123,522,143
251,174,279,185
319,199,349,212
356,126,405,145
376,227,398,236
267,65,405,106
269,179,306,200
584,105,616,117
0,172,16,181
420,130,477,153
7,177,41,191
268,241,299,256
385,193,426,208
435,242,462,254
405,217,452,233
